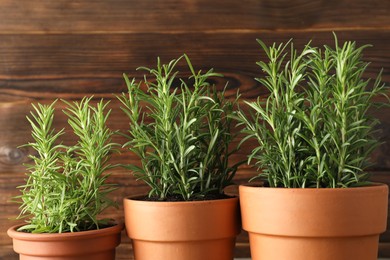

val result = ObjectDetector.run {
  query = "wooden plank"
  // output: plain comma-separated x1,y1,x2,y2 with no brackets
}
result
0,0,388,33
0,30,388,88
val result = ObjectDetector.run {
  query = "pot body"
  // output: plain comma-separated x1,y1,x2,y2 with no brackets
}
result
7,223,123,260
239,184,388,260
124,197,240,260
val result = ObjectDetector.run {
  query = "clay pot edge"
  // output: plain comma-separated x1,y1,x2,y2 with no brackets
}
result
7,221,124,241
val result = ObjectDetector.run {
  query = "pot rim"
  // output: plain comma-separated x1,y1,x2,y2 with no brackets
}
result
7,221,124,241
124,195,238,206
239,182,387,191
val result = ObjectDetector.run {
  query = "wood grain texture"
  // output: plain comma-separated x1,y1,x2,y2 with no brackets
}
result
0,31,389,80
1,0,390,258
0,0,388,33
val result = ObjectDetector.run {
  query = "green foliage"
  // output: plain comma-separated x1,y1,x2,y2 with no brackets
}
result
236,35,389,188
17,97,117,233
118,55,241,200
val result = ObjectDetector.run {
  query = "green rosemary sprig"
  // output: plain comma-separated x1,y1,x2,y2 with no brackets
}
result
17,97,117,233
236,35,388,188
118,55,241,200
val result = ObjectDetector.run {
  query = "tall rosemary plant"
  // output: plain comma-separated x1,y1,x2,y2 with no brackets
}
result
236,35,388,188
17,98,117,233
118,55,241,200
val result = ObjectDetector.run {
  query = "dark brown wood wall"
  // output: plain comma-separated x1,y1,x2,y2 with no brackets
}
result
1,1,390,259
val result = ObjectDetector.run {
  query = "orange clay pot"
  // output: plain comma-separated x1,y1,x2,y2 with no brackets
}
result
7,222,123,260
239,184,388,260
123,196,240,260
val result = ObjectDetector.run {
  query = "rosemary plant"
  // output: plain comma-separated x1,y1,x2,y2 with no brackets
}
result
236,35,388,188
118,55,241,201
17,97,117,233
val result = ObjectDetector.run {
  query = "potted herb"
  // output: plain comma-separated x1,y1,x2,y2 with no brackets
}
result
236,36,389,259
7,98,123,260
118,55,242,260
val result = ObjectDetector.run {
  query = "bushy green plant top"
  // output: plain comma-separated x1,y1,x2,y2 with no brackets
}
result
16,97,117,233
118,55,241,201
236,35,388,188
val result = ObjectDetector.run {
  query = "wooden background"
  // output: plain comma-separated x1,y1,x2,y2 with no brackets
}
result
1,0,390,259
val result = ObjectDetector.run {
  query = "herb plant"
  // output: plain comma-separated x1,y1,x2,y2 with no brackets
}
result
118,55,241,201
236,35,388,188
17,97,117,233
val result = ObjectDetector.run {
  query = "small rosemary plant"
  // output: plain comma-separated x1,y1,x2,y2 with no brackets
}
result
236,35,388,188
17,97,117,233
118,55,241,201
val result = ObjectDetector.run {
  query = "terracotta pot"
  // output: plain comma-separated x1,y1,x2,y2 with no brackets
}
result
239,184,388,260
123,196,240,260
7,222,123,260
